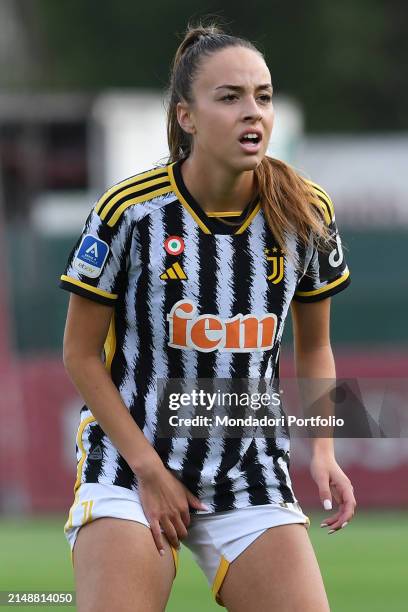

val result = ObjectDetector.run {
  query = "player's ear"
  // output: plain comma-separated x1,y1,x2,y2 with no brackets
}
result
176,100,196,135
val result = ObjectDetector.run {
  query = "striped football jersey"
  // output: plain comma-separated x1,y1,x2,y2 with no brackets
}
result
60,158,350,511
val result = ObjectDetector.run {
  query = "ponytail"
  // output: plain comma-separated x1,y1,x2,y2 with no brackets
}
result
255,157,330,253
166,22,250,162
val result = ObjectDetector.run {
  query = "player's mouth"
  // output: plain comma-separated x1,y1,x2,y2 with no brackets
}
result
238,129,263,154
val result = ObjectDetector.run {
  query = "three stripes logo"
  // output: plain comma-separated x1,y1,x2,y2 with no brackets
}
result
95,166,172,227
88,445,103,461
160,261,188,281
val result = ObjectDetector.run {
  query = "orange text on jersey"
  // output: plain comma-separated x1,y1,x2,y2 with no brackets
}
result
167,300,277,352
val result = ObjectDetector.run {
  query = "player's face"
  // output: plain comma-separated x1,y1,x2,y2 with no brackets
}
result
182,46,274,173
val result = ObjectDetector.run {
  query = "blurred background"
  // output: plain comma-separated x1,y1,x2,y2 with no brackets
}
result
0,1,407,610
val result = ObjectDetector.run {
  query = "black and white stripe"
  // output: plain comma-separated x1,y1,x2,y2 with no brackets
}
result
61,164,351,511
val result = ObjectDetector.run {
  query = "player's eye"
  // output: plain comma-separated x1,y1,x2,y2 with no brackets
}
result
221,94,238,102
258,94,272,103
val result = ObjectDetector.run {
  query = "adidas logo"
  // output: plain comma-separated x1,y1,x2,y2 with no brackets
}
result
160,261,187,280
88,445,103,461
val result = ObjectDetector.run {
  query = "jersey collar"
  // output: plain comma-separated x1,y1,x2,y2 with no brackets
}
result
168,158,261,235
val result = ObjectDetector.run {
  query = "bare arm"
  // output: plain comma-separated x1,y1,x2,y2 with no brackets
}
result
63,293,161,474
63,293,207,552
291,298,356,532
291,297,335,457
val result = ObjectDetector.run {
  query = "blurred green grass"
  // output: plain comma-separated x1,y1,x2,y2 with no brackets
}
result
0,511,407,611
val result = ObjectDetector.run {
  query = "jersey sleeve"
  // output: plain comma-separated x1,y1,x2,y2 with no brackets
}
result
293,183,351,303
59,205,132,306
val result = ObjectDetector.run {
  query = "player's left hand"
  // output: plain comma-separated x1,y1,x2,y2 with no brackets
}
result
309,453,357,534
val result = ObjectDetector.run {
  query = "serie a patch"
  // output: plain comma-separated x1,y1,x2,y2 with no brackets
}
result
73,234,109,278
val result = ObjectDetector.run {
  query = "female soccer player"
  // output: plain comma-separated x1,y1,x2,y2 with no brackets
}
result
60,22,356,612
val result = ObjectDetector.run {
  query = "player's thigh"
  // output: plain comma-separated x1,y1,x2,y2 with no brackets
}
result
73,517,175,612
219,523,330,612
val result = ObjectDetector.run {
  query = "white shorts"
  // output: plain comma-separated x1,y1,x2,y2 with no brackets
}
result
64,482,310,607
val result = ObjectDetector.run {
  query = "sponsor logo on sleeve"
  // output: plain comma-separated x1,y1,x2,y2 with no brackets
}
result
328,232,344,267
73,234,110,278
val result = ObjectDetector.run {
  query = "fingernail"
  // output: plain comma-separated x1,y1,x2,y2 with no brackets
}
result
320,523,328,528
201,504,210,511
159,549,165,556
323,499,332,510
341,522,348,529
328,529,335,534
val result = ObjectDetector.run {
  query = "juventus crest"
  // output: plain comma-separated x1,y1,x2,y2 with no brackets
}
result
264,247,285,284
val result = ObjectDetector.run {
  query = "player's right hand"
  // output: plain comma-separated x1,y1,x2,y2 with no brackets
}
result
136,459,208,554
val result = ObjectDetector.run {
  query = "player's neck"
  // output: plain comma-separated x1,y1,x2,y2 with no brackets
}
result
180,154,256,214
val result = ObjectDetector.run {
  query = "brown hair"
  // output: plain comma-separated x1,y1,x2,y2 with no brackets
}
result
166,21,330,253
